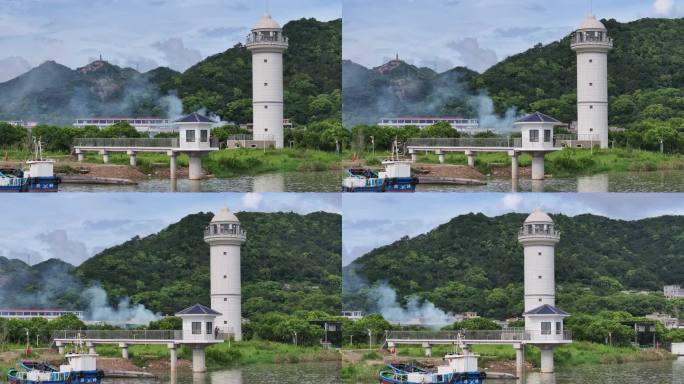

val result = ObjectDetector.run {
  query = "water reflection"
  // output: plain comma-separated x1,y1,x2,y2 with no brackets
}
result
140,361,341,384
417,170,684,192
62,171,341,192
485,359,681,384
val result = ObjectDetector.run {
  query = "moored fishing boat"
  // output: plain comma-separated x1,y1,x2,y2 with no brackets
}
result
379,353,486,384
7,347,104,384
0,140,60,192
342,141,418,192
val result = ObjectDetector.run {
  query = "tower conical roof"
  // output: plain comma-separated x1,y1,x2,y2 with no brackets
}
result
524,208,553,223
253,14,281,30
211,207,239,223
578,15,606,30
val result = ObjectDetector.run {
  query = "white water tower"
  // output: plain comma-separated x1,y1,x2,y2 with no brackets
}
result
204,207,247,340
571,15,613,148
246,14,288,148
518,209,571,373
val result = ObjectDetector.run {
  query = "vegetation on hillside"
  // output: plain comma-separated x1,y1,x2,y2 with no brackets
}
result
344,17,684,152
76,211,341,316
343,213,684,319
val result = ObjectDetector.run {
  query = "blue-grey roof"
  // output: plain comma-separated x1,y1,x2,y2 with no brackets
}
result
516,112,561,124
175,303,221,316
174,112,215,123
523,304,569,316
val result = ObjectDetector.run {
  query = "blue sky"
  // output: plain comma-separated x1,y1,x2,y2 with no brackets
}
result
343,0,683,73
342,193,684,265
0,0,341,81
0,193,340,266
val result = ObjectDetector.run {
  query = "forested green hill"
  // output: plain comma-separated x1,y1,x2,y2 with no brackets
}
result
165,18,341,125
344,213,684,318
343,17,684,150
76,211,341,316
0,211,341,318
0,18,341,127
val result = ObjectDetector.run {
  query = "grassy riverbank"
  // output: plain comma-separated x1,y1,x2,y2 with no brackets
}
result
2,148,343,177
341,342,673,383
93,340,340,369
203,148,343,177
0,341,339,376
411,148,684,177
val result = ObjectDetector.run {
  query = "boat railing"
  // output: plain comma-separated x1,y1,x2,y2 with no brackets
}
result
52,329,182,341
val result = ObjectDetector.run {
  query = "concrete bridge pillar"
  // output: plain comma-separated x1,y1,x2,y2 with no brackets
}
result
119,342,129,359
465,150,476,167
192,346,206,373
508,150,519,180
188,153,203,180
513,343,524,377
422,342,432,357
127,151,137,167
462,344,470,354
435,150,445,164
75,150,84,163
540,345,554,373
168,343,177,371
86,342,96,355
100,150,109,164
531,152,545,180
168,151,177,180
56,341,65,355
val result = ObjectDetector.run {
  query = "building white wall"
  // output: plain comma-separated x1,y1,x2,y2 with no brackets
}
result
209,243,242,339
178,124,212,150
520,124,555,150
252,51,284,148
576,49,609,148
523,244,556,311
181,316,216,342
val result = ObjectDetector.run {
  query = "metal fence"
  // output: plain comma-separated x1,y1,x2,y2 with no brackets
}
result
52,330,181,341
386,330,527,342
407,138,518,148
73,138,178,148
385,329,572,342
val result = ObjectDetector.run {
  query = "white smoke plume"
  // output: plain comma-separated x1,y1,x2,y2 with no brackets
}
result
83,287,159,325
370,282,455,329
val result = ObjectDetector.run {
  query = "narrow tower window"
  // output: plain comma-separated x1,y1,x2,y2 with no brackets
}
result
538,275,542,279
589,82,593,86
264,105,268,109
589,59,593,63
590,105,593,109
264,59,268,63
264,82,268,86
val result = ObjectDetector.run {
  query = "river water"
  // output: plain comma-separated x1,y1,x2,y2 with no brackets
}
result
61,170,683,193
417,170,684,192
60,171,342,192
102,361,341,384
491,358,684,384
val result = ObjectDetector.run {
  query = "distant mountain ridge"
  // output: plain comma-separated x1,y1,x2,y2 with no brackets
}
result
0,211,341,317
343,212,684,318
0,18,341,126
343,17,684,127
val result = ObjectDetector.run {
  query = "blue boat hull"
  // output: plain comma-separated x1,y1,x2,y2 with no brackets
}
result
380,371,485,384
341,177,417,192
0,177,60,192
7,369,102,384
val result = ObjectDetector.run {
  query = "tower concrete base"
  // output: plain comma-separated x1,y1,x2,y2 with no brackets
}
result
188,153,203,180
540,346,554,373
192,347,206,373
531,152,545,180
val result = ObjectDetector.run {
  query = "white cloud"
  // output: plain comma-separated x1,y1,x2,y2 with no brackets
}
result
152,38,202,72
501,194,523,210
653,0,675,15
241,193,263,209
